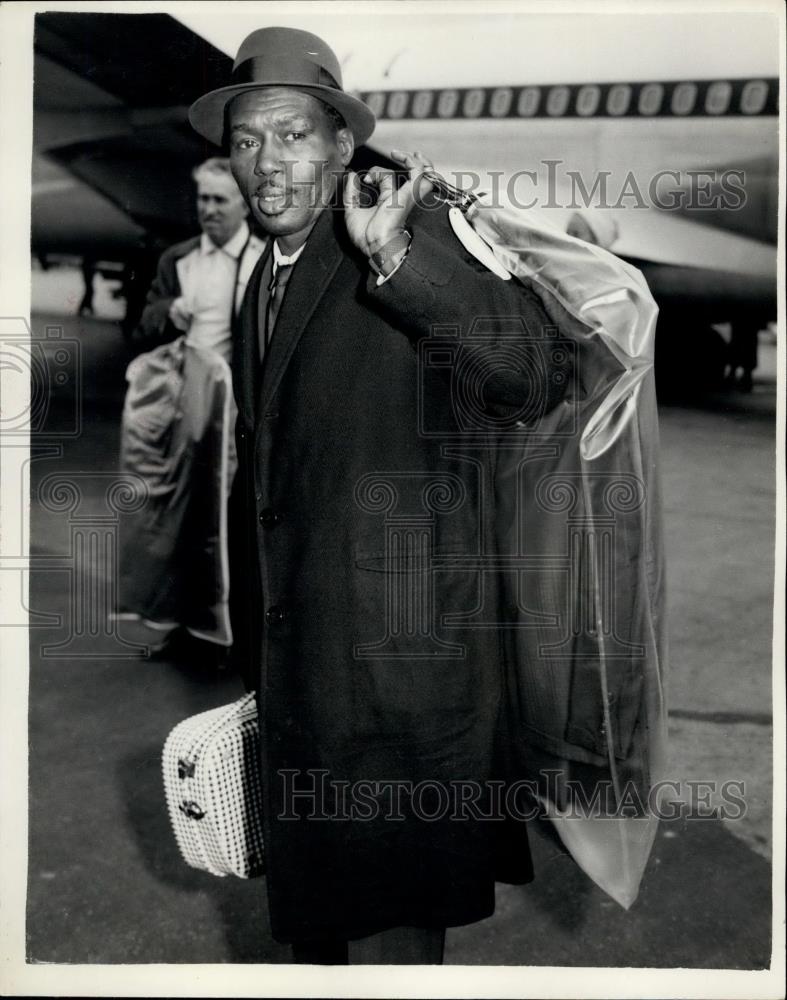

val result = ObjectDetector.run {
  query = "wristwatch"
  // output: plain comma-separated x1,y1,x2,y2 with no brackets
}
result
369,229,412,278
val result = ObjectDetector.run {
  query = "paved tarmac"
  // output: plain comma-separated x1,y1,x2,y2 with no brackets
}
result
23,309,776,968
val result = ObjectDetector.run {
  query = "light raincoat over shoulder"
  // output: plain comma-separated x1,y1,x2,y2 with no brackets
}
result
430,176,667,909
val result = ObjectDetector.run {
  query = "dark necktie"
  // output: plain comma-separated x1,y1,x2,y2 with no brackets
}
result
265,262,293,348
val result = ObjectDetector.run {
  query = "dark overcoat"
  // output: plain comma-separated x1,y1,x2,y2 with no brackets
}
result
228,197,568,943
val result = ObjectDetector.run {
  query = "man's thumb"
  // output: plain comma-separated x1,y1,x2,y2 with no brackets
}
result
343,171,362,211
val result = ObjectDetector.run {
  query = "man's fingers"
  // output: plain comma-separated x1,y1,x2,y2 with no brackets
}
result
391,148,436,183
389,150,436,207
344,159,433,253
398,171,435,213
363,165,398,182
411,171,435,204
346,167,400,210
362,166,398,203
343,170,363,210
390,148,435,172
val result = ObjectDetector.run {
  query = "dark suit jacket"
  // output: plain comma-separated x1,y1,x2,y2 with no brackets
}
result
132,236,200,348
229,198,569,943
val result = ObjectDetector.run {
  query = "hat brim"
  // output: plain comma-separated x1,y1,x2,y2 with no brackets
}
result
189,83,376,148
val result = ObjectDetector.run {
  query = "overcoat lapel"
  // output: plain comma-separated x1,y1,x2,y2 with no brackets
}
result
256,207,345,417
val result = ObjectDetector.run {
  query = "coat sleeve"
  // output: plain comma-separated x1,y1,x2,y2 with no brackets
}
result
131,249,180,349
366,207,571,419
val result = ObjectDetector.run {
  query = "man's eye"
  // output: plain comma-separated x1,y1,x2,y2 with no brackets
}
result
233,137,257,150
285,132,307,142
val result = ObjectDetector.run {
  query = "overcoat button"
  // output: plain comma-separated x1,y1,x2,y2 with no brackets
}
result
266,605,286,626
259,508,282,528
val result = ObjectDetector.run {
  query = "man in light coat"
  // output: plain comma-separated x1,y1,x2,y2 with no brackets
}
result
188,27,570,963
133,157,264,359
119,158,264,659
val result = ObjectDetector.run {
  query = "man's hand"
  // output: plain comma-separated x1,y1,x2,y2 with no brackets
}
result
343,149,435,257
168,297,193,333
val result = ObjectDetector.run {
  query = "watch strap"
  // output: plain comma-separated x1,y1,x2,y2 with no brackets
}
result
370,230,412,276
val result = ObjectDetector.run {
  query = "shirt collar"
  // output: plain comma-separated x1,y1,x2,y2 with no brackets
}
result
200,220,250,258
273,239,307,269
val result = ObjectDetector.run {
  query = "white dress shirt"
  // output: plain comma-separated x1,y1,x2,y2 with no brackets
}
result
176,221,264,363
272,239,307,273
272,235,399,284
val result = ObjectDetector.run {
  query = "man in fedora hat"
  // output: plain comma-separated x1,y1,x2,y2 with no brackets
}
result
188,26,569,964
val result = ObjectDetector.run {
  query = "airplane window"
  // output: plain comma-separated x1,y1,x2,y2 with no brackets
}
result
365,92,386,117
740,80,768,115
606,84,631,116
671,82,697,115
387,91,409,119
412,90,433,118
517,87,541,117
576,85,601,117
437,89,460,118
546,86,570,116
463,89,485,117
638,83,664,115
705,81,732,115
490,87,513,117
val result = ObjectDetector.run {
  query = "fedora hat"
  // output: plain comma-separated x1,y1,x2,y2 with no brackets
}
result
189,27,376,147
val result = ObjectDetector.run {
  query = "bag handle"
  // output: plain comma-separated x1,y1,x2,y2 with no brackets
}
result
422,170,478,212
178,692,256,772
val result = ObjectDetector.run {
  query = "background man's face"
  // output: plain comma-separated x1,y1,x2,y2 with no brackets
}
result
196,172,248,247
228,88,353,250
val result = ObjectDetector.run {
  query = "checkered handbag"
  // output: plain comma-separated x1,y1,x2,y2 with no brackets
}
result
162,693,265,878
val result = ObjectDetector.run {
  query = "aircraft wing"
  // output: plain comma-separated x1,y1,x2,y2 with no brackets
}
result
33,9,777,329
31,11,398,264
33,11,231,260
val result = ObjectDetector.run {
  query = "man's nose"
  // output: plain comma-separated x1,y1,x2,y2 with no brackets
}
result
253,136,285,176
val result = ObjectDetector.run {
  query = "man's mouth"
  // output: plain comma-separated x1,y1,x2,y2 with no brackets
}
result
255,188,292,210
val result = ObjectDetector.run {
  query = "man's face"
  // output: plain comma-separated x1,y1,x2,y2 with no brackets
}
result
196,171,248,247
228,89,353,251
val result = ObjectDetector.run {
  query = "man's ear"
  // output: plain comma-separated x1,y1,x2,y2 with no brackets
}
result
337,127,354,167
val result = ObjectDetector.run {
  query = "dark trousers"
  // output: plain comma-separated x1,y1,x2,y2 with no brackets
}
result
291,926,446,965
